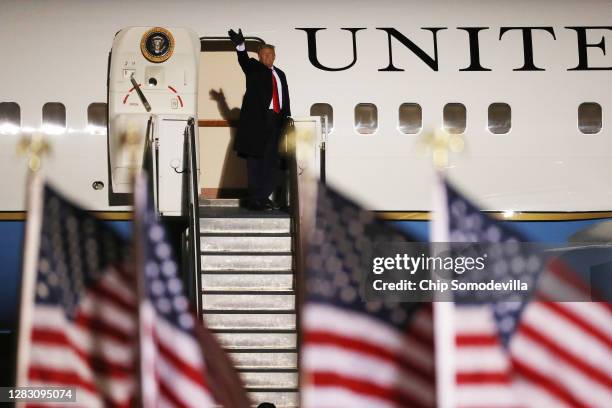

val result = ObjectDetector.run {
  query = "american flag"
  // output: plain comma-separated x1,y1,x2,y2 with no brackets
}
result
133,173,249,408
302,183,436,408
18,177,249,407
20,184,138,407
437,176,612,407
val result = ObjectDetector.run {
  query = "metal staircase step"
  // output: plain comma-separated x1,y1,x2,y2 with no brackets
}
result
199,205,290,218
201,293,295,311
200,198,240,207
201,235,291,253
201,218,291,234
241,371,299,389
203,313,296,331
198,202,298,407
201,274,294,291
229,352,298,369
215,332,297,349
201,254,292,271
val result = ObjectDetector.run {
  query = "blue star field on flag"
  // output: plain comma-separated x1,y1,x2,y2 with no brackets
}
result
306,183,420,330
138,182,195,333
35,186,131,318
302,183,437,408
444,180,546,347
25,184,137,406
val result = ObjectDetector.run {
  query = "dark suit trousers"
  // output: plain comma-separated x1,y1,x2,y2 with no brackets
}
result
247,111,283,201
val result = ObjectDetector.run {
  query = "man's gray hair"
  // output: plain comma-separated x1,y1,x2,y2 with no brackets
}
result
258,44,275,53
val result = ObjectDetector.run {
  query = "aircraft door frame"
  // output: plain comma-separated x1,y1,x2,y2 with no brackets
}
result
197,36,265,198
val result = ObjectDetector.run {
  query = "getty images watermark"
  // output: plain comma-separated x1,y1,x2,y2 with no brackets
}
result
362,242,612,303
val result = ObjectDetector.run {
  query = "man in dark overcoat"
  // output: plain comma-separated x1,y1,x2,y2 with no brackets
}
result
228,28,291,211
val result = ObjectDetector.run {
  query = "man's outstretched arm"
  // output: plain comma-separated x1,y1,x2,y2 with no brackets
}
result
228,28,252,74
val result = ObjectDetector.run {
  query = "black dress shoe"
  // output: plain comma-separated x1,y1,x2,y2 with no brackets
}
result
263,198,281,210
245,199,271,211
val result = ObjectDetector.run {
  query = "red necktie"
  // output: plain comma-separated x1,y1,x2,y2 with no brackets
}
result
271,71,281,113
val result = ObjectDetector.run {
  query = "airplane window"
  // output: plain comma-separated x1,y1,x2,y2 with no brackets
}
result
310,103,333,133
578,102,602,134
42,102,66,133
0,102,20,134
443,103,466,134
88,103,107,132
398,103,422,134
488,103,511,134
355,103,378,134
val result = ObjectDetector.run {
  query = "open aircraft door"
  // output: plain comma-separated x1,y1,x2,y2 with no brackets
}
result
107,26,200,216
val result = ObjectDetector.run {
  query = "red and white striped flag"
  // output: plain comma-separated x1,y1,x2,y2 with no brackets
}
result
453,264,612,407
133,173,250,408
432,174,612,408
16,174,250,407
302,183,436,408
507,258,612,407
17,177,138,407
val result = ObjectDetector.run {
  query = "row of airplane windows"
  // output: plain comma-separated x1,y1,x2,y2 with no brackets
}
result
311,102,604,135
0,101,604,135
0,102,107,133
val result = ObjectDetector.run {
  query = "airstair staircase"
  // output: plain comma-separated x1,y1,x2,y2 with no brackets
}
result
199,198,298,408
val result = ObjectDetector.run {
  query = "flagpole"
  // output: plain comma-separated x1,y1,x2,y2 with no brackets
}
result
425,129,464,408
15,133,48,390
431,170,455,408
135,172,160,407
124,126,155,407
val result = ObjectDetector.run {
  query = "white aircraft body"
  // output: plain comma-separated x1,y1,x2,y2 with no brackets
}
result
1,0,612,214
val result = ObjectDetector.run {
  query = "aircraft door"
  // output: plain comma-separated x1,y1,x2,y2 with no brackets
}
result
198,38,263,198
107,26,200,215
